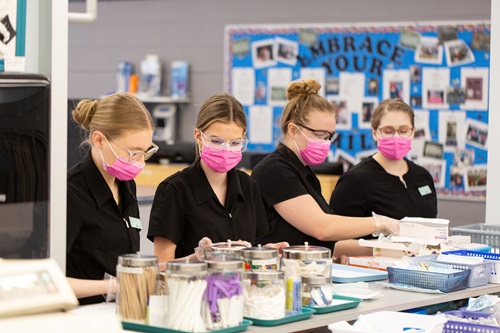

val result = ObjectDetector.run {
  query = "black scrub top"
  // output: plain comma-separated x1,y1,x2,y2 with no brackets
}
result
147,160,268,258
329,156,438,219
251,143,335,251
67,152,140,305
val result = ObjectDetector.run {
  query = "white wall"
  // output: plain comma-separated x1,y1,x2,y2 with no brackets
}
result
486,0,500,224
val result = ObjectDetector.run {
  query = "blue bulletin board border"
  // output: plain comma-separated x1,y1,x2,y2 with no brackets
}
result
224,21,491,200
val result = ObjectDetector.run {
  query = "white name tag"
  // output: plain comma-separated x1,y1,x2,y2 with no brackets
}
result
418,185,432,196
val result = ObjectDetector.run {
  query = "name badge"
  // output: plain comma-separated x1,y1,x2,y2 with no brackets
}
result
129,217,142,230
418,185,432,196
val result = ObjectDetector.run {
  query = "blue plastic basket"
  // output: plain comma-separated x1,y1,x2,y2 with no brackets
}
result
442,250,500,284
441,310,500,333
411,255,493,288
387,266,470,293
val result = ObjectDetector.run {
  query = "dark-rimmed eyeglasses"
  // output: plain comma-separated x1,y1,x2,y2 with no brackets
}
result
296,123,338,142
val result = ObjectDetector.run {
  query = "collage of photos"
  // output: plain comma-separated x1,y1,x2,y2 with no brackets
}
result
228,23,490,197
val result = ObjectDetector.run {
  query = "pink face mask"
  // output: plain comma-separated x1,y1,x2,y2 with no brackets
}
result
99,145,145,181
377,136,412,160
294,128,331,166
200,145,242,173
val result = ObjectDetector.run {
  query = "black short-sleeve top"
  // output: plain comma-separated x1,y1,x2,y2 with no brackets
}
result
251,144,335,250
67,152,140,305
147,160,269,258
329,156,437,219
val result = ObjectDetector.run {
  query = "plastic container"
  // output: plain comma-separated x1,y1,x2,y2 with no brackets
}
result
442,249,500,284
241,270,286,320
164,261,208,332
411,255,493,288
451,223,500,253
116,254,159,324
203,259,244,330
282,242,332,279
241,245,279,271
328,311,447,333
441,310,500,333
301,274,332,307
386,266,470,293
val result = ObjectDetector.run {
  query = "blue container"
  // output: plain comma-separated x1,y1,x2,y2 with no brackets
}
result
387,266,470,293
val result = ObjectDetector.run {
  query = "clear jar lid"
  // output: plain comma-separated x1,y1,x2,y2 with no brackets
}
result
242,270,284,281
118,254,158,267
282,242,331,259
166,260,207,273
301,274,331,286
206,259,243,271
211,240,248,253
242,245,278,259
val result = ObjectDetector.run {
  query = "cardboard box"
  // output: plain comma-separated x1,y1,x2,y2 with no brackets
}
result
348,256,397,271
400,217,449,241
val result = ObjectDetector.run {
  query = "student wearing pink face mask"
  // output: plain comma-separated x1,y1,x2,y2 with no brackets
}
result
251,79,400,252
329,98,437,258
148,92,287,261
67,93,158,304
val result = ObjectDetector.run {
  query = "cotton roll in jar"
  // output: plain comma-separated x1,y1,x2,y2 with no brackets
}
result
164,261,208,332
241,270,286,320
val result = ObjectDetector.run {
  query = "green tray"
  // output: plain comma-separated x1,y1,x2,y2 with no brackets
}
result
303,295,361,314
122,319,253,333
244,307,315,327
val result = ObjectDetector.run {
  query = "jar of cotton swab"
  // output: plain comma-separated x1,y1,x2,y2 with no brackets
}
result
164,261,208,332
116,254,159,324
203,259,244,330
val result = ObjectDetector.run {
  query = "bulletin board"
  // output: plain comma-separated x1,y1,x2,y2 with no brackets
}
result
0,0,26,71
224,21,491,200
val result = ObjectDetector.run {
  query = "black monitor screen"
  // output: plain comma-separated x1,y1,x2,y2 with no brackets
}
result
0,74,50,259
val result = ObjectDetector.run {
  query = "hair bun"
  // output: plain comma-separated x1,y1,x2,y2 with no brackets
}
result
72,99,99,130
286,78,321,100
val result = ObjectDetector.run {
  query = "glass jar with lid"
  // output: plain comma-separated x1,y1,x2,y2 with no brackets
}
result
241,245,279,270
116,254,159,324
203,259,244,330
205,239,248,260
281,242,332,279
241,270,286,320
301,274,332,307
164,261,208,332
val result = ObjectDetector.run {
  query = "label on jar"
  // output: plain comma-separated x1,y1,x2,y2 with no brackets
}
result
251,258,277,266
117,266,143,274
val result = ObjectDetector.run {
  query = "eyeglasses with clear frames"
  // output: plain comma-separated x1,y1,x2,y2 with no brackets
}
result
108,137,159,161
200,130,249,152
377,126,414,138
296,123,338,143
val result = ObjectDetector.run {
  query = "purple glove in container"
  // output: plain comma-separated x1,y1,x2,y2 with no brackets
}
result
202,259,244,330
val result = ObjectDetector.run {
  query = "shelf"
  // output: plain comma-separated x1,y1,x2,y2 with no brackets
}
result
100,94,190,104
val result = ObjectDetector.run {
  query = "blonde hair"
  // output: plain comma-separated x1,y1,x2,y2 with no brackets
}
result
280,78,334,135
370,98,415,130
195,92,246,132
72,93,154,145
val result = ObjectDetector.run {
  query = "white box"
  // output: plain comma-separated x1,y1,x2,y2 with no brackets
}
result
400,217,449,241
348,256,397,271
